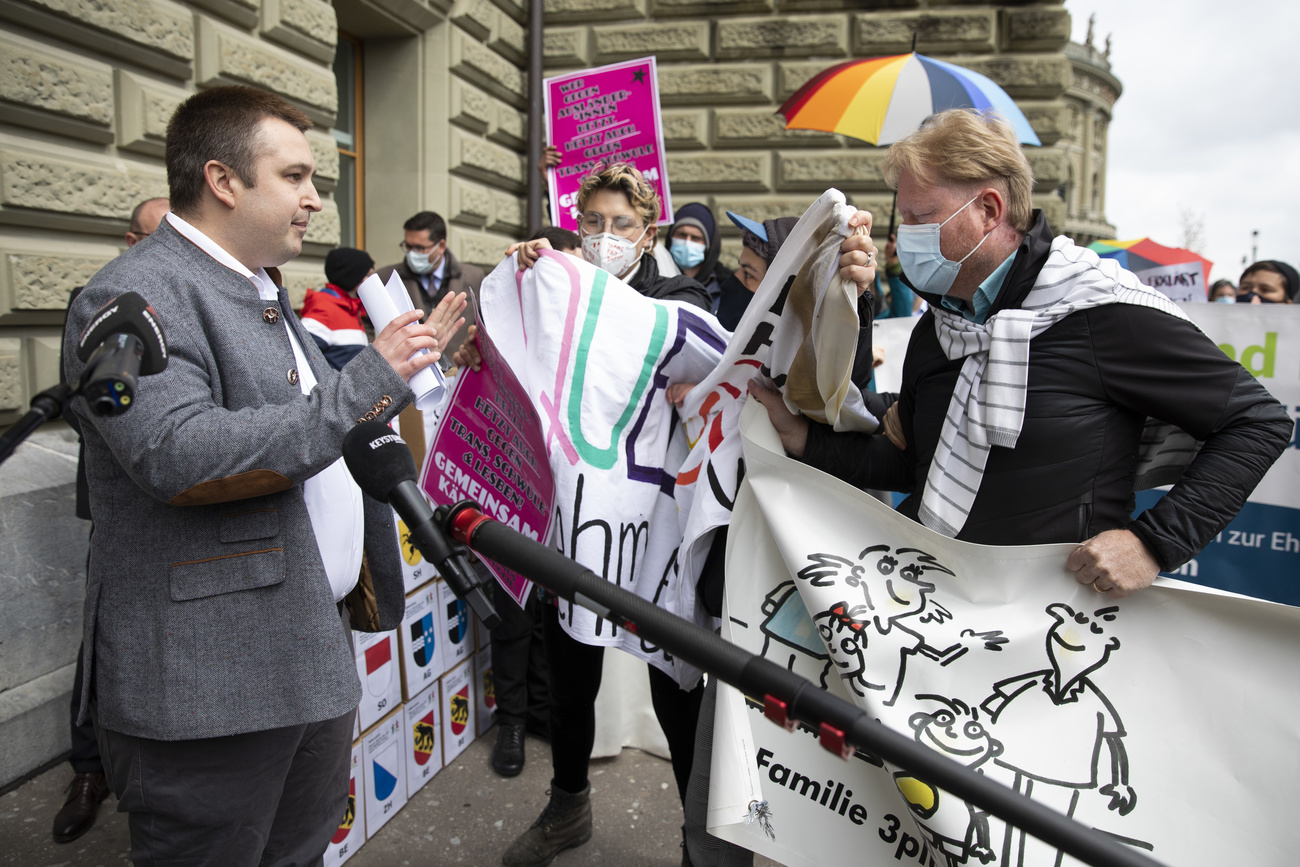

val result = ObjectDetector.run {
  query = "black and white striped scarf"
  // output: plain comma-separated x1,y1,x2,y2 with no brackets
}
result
919,236,1199,538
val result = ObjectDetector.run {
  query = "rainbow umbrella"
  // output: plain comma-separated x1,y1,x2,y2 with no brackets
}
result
779,53,1041,147
1087,238,1214,301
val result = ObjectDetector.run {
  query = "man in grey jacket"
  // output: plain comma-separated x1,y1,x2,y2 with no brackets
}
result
62,86,463,866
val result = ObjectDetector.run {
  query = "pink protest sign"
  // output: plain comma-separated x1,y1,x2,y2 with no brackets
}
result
419,313,555,607
544,56,672,232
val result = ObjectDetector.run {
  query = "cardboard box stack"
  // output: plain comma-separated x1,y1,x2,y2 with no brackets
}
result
335,416,501,860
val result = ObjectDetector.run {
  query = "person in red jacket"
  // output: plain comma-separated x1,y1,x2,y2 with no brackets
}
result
301,246,374,370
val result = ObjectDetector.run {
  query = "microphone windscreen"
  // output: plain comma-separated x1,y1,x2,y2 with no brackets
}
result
342,421,417,502
77,291,168,375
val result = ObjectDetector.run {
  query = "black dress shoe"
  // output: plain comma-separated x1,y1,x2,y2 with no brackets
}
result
491,721,526,777
52,772,109,843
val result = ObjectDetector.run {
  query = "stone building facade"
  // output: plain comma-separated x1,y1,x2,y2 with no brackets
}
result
542,0,1086,264
0,0,1119,788
0,0,530,788
1056,36,1122,245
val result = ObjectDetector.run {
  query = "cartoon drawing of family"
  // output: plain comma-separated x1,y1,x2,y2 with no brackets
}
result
756,545,1151,866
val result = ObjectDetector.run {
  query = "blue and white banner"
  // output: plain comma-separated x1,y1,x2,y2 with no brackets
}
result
870,305,1300,604
1139,305,1300,604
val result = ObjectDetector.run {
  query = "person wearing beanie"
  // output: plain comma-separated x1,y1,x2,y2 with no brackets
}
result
1238,260,1298,304
666,202,733,310
301,246,375,370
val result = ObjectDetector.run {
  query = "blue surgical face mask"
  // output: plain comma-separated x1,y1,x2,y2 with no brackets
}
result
1214,294,1236,304
895,195,991,296
671,239,706,269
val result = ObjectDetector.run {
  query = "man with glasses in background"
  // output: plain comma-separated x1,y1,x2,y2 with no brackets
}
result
378,211,483,364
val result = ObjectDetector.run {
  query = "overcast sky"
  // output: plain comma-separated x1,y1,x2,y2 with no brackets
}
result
1067,0,1300,282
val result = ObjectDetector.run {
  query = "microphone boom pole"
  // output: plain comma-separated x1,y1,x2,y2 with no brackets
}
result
442,499,1166,867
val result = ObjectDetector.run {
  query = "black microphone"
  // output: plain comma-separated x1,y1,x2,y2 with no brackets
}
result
75,291,168,416
342,421,500,630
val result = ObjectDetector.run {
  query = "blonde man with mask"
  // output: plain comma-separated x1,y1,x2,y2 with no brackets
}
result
753,108,1291,601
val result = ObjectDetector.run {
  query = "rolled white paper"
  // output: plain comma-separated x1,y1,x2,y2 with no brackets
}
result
356,271,446,410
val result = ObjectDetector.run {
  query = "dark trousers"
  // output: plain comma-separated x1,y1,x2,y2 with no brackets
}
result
70,530,103,776
489,583,550,733
68,642,103,774
96,708,355,867
543,602,704,802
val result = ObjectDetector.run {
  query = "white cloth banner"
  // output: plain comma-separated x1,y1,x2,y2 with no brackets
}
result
709,398,1300,867
476,190,875,687
478,249,729,685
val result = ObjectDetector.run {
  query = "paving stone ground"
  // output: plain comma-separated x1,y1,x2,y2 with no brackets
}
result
0,727,779,867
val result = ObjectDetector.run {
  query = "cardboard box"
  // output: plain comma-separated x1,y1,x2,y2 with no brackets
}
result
362,709,408,839
404,683,443,799
474,645,496,738
324,741,366,866
440,660,476,764
394,507,439,595
437,580,474,669
399,587,445,700
354,630,402,732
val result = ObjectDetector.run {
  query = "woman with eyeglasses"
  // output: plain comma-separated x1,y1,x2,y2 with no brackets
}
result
511,163,711,310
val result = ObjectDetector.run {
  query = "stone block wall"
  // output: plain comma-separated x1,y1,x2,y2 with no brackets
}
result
542,0,1074,263
0,0,346,428
444,0,530,270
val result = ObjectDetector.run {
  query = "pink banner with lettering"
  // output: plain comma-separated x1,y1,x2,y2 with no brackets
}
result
419,314,555,607
544,56,672,231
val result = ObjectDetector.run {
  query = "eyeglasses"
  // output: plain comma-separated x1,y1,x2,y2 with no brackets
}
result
579,212,645,238
399,241,439,254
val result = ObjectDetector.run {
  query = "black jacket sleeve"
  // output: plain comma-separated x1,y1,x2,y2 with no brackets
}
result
1087,306,1293,570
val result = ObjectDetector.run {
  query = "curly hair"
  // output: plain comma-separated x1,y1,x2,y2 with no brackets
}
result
575,162,661,230
883,109,1035,233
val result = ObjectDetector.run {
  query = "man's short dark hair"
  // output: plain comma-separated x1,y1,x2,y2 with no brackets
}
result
529,226,580,252
403,212,447,244
165,86,312,216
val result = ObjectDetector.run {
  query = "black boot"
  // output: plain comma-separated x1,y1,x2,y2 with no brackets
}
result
501,783,593,867
492,721,526,777
51,772,109,843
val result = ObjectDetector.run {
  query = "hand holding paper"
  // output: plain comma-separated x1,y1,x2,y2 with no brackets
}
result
359,271,461,409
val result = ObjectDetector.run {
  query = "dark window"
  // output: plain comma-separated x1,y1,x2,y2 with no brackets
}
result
332,32,363,247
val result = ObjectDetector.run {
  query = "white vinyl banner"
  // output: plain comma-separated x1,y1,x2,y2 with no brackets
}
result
708,398,1300,867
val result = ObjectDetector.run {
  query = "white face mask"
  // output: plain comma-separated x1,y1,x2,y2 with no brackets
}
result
895,195,991,297
582,228,647,277
406,250,435,274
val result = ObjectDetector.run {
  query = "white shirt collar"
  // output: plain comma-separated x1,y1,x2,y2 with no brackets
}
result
166,212,279,299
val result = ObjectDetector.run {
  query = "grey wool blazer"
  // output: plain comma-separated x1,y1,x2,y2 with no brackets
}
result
62,219,412,741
